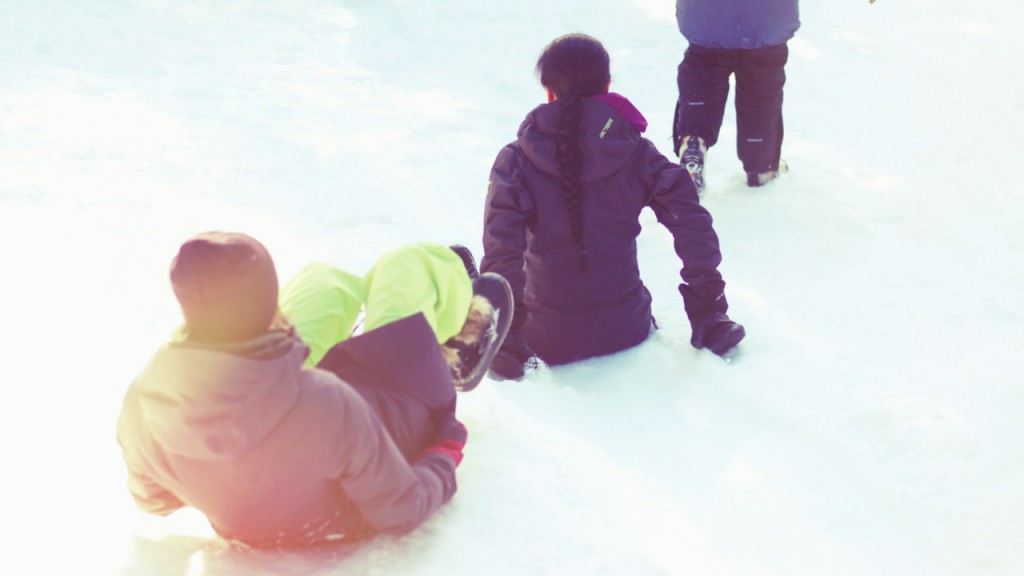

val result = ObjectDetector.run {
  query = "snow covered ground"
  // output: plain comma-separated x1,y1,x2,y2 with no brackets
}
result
2,0,1023,574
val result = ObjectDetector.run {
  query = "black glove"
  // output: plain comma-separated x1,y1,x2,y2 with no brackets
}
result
487,329,538,381
690,312,745,356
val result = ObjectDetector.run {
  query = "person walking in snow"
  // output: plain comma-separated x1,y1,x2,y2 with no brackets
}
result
673,0,800,192
117,232,511,547
480,33,744,381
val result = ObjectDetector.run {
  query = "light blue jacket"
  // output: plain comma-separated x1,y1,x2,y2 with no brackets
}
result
677,0,800,49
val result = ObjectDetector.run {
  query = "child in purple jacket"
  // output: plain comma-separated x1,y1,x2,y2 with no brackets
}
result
481,33,745,380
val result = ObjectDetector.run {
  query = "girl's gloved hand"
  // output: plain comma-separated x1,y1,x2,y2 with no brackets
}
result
690,312,745,356
487,329,538,381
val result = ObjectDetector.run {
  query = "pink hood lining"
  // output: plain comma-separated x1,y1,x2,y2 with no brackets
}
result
590,92,648,133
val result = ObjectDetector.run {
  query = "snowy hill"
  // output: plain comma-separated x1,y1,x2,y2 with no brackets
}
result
2,0,1022,574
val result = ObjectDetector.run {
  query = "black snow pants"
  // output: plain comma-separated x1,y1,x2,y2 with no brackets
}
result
673,42,789,174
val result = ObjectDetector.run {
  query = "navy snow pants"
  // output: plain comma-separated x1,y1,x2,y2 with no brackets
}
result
673,42,789,174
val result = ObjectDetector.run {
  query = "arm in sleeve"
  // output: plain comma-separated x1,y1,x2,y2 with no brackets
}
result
480,145,534,328
116,402,186,516
123,459,186,516
640,141,730,320
331,384,457,536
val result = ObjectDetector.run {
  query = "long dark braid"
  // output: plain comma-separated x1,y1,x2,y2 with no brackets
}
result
555,89,587,271
536,34,611,274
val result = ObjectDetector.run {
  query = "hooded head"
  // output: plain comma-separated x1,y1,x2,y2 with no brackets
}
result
170,231,279,342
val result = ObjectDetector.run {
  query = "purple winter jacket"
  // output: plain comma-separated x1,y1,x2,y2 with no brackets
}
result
676,0,801,50
481,94,729,365
117,314,458,548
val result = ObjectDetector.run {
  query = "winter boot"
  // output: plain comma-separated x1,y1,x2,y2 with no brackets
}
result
441,272,514,391
449,244,479,281
747,159,789,187
680,135,707,195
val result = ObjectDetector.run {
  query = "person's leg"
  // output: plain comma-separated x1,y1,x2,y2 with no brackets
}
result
734,43,789,175
362,243,473,344
674,44,735,156
334,244,474,455
279,262,366,367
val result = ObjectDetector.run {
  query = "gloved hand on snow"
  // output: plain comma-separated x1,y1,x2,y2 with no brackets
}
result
690,312,746,357
418,419,467,467
487,329,538,381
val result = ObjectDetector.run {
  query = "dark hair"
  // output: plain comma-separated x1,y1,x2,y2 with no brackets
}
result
536,33,610,273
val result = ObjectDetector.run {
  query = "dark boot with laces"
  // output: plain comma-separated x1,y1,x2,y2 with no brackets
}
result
680,135,707,195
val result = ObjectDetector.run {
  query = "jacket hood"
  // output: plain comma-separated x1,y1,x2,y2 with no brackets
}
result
134,334,307,461
517,93,647,183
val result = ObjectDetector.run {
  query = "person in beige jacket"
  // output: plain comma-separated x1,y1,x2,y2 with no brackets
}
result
117,232,511,548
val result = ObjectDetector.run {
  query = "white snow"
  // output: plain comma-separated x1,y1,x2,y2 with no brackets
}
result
2,0,1022,574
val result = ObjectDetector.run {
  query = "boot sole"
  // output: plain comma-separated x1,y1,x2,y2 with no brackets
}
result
455,273,514,392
